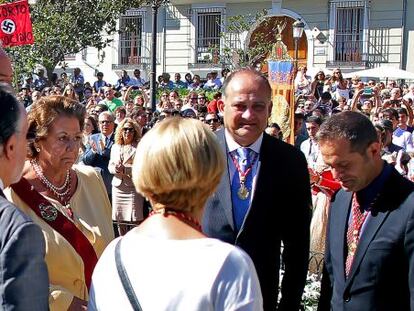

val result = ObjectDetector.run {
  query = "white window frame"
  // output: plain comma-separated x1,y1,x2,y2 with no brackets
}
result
328,0,369,66
118,9,147,66
190,4,226,64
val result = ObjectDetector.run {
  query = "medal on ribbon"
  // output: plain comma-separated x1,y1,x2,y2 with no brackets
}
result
231,149,258,201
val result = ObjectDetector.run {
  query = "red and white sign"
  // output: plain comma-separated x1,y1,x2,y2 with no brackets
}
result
0,0,34,47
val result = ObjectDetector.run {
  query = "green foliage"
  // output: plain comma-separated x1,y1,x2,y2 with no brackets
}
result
211,10,277,69
3,0,144,83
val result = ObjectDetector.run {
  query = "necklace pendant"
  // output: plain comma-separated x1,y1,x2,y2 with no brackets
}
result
237,184,250,200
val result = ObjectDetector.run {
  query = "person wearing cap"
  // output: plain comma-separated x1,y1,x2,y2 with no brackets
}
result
181,107,197,119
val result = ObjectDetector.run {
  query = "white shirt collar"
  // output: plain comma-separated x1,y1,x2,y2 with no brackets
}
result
224,129,263,154
0,177,4,191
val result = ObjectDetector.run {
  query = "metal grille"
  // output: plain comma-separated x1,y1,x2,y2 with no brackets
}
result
191,7,225,64
330,1,368,65
119,10,145,66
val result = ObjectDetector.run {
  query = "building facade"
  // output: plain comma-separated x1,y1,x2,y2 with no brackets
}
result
64,0,414,83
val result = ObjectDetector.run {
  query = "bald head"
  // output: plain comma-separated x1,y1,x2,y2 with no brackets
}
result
222,68,271,99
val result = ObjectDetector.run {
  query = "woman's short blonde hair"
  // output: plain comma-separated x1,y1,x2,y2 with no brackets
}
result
132,117,224,213
114,117,141,145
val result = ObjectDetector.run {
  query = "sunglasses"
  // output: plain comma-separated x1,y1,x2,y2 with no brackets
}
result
206,119,218,124
123,127,134,132
191,97,197,100
99,120,113,124
198,97,205,100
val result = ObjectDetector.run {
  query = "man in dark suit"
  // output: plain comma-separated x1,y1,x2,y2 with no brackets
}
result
81,111,115,197
317,111,414,311
0,84,49,309
203,68,311,310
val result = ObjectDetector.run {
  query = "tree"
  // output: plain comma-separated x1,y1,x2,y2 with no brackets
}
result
215,10,279,69
1,0,144,83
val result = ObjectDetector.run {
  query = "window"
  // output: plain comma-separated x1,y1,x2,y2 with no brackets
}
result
192,7,225,64
329,1,369,65
119,9,145,65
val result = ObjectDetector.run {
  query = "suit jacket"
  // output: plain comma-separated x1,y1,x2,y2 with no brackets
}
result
81,133,114,195
0,189,49,311
318,167,414,311
108,143,136,187
203,129,312,311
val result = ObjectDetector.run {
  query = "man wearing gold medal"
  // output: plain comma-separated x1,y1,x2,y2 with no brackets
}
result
203,68,312,311
317,112,414,311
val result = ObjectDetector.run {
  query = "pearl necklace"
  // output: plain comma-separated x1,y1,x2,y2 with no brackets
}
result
31,159,71,201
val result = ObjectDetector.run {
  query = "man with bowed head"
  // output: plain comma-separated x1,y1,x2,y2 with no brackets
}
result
203,68,311,310
0,84,49,309
317,111,414,311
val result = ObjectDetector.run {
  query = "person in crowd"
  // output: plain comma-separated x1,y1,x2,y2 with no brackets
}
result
81,111,116,198
62,83,79,101
207,91,222,114
129,69,145,88
0,85,49,310
89,117,263,310
301,115,323,166
70,68,85,100
317,111,414,311
82,86,93,104
159,72,174,90
114,106,126,125
172,72,187,89
294,66,311,96
325,68,349,100
265,122,283,140
33,68,48,91
311,70,326,100
131,108,150,136
184,72,193,85
82,115,99,151
93,72,108,93
220,68,230,84
181,107,197,119
115,70,131,91
188,74,203,91
294,112,307,148
381,108,414,151
202,68,311,310
205,112,221,132
403,84,414,102
5,95,114,310
20,83,32,107
195,92,208,112
101,86,123,112
203,71,222,90
397,107,414,133
108,118,144,236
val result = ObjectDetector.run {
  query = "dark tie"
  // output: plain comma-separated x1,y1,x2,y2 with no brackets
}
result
231,147,255,231
345,194,368,277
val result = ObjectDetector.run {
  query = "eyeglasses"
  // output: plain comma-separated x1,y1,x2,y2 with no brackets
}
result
206,119,218,124
123,127,134,132
99,120,113,124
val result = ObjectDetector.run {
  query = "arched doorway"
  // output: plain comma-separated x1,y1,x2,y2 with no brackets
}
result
246,15,308,72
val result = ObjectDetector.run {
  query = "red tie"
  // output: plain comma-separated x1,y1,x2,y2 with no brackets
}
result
345,193,369,277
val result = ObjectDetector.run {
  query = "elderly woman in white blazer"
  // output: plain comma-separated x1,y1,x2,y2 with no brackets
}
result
108,118,144,235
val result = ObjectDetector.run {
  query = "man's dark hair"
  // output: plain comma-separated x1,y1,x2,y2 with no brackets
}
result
321,92,332,101
305,115,323,126
397,107,408,116
269,123,281,130
221,67,271,98
382,108,398,120
0,84,21,148
316,111,378,155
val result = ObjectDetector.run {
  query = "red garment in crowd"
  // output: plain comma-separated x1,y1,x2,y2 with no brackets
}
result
207,99,222,113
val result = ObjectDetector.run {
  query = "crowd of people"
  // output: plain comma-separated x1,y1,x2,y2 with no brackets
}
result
1,40,414,311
